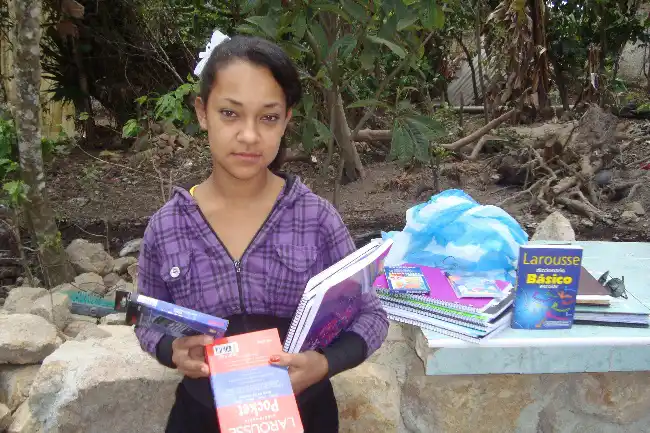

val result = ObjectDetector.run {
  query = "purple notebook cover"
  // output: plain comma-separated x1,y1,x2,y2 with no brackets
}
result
298,243,388,352
374,264,510,310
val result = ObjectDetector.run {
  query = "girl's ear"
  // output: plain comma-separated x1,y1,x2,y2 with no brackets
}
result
195,96,208,130
285,108,293,125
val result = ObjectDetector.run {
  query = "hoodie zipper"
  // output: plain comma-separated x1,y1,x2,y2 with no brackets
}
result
195,197,282,329
227,202,279,330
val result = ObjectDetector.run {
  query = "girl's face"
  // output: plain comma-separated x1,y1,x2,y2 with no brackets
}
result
195,60,292,181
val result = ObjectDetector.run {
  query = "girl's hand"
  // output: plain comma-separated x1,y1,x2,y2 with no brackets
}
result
269,351,329,395
171,335,214,378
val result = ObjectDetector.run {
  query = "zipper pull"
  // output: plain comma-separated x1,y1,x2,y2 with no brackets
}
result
234,260,241,273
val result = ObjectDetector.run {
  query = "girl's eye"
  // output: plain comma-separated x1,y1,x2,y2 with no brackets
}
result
220,109,236,118
262,114,279,122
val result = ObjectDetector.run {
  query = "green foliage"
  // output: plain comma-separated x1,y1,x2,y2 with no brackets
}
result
0,118,17,164
547,0,650,88
389,100,447,164
238,0,449,159
122,77,201,137
0,119,24,207
2,180,28,207
0,117,70,207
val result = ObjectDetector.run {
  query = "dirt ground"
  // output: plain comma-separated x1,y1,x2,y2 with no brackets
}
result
44,116,650,255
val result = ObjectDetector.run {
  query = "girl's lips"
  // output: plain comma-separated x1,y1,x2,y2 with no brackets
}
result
232,152,262,161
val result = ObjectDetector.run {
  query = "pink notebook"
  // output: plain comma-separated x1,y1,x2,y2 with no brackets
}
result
374,264,513,315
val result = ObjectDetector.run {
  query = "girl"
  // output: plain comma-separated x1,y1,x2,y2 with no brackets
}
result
134,31,389,433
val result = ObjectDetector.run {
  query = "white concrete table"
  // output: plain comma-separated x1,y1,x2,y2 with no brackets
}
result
390,241,650,432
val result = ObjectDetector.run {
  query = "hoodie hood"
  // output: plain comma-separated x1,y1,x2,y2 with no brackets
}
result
170,172,312,212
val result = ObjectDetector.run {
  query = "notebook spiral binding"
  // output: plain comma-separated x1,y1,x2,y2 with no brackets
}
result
386,314,481,344
283,297,310,353
381,300,490,330
377,294,489,325
377,289,487,313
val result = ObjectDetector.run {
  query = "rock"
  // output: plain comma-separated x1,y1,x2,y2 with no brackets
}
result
3,287,47,314
126,263,138,289
15,277,42,288
119,239,142,258
177,135,191,148
367,322,419,385
625,201,645,216
0,403,11,432
594,170,613,186
50,283,74,295
0,314,59,364
570,372,650,424
536,373,650,433
74,326,112,341
7,401,31,433
0,365,40,411
113,257,137,275
65,239,114,276
29,293,72,330
67,197,89,208
69,313,97,324
0,286,11,301
531,211,576,241
332,362,401,433
580,218,594,228
63,320,99,338
103,280,135,301
10,329,182,433
99,313,126,326
621,210,640,224
73,273,106,296
401,372,540,433
102,273,121,289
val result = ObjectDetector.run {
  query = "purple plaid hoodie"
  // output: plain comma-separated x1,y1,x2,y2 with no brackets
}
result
134,174,389,374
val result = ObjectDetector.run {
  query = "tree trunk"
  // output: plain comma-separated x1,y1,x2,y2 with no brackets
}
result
328,88,364,183
529,0,550,109
454,34,480,104
12,0,76,288
70,35,95,140
475,0,488,123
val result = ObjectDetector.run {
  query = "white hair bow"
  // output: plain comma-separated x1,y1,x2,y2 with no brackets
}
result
194,29,231,76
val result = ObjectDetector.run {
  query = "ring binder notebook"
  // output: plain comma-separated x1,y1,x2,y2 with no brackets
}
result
283,238,393,354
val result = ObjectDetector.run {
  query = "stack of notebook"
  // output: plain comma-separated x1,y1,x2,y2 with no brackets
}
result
573,267,650,328
374,265,515,343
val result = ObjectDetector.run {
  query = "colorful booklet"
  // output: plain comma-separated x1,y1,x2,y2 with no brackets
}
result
385,266,430,294
206,328,303,433
115,291,229,338
511,243,583,330
64,290,118,318
374,264,514,319
283,238,393,354
444,273,505,298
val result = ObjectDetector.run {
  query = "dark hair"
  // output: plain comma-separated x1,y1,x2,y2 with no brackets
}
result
198,35,302,171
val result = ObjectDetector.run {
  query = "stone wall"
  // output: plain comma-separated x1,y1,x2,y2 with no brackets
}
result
2,237,650,432
335,321,650,433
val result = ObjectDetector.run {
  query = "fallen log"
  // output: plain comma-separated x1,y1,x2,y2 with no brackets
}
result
354,108,516,151
355,129,392,142
444,109,516,151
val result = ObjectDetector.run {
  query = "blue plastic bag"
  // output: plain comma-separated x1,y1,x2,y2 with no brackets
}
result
382,189,528,280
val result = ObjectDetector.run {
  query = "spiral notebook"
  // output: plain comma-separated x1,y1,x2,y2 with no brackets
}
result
374,264,514,320
380,299,512,330
385,310,511,344
282,238,393,354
